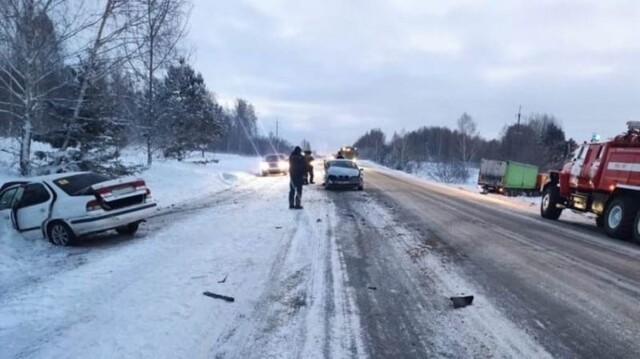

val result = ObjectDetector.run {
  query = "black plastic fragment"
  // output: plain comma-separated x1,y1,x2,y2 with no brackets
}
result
203,291,235,302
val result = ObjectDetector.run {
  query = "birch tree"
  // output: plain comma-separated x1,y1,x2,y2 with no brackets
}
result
0,0,131,175
0,0,79,175
457,112,477,167
60,0,145,151
128,0,190,166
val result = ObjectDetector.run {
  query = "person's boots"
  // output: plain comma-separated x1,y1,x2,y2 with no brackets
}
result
295,196,303,209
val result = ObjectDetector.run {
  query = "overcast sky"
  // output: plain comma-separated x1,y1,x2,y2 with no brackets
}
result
187,0,640,153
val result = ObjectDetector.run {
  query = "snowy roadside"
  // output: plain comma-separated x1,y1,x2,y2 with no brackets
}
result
135,154,262,209
0,175,366,359
0,138,263,210
0,150,262,302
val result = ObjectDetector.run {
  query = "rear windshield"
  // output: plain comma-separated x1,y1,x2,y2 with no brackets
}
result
53,173,110,196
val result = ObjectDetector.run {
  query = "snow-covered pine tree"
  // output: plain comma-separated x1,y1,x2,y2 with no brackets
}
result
232,99,258,154
159,58,223,160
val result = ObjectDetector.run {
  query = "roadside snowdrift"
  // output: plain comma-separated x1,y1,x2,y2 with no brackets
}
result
0,141,262,294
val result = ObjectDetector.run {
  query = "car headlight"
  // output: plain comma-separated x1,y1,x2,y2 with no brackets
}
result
260,162,269,171
279,161,289,170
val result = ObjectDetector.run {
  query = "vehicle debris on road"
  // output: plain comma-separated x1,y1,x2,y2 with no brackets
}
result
203,291,235,302
450,295,474,308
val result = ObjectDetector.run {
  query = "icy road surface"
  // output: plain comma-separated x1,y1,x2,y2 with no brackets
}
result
2,163,639,358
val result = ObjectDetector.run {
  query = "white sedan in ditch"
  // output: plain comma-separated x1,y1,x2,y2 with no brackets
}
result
0,172,157,246
324,159,364,190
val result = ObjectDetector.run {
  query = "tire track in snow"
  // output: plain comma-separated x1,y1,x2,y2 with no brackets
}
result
211,210,304,358
211,184,366,359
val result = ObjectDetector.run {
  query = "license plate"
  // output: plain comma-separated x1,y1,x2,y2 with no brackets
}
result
112,186,134,196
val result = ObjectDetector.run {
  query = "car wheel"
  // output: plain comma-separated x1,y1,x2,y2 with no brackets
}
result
540,186,562,220
47,221,76,246
358,185,364,191
632,212,640,244
604,197,637,239
116,222,140,235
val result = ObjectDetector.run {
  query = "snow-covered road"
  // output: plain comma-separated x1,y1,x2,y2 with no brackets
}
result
6,161,635,358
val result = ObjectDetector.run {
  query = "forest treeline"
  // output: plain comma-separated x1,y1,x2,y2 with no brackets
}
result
353,113,577,183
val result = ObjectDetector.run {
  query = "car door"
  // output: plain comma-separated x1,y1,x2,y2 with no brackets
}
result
0,187,19,228
14,183,53,239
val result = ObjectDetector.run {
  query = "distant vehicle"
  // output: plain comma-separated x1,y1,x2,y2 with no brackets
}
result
339,146,358,161
260,154,289,176
541,121,640,242
0,172,157,246
324,159,364,190
478,159,540,196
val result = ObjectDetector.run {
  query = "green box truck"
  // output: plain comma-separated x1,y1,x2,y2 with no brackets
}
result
478,159,539,196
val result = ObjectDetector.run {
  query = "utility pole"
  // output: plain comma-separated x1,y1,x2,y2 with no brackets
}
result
275,118,279,152
516,105,522,127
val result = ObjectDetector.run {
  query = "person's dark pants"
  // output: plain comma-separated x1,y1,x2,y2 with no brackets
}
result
308,166,314,183
289,179,303,207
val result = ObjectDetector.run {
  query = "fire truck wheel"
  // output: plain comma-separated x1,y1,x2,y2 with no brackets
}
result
604,197,637,239
632,212,640,243
541,187,562,220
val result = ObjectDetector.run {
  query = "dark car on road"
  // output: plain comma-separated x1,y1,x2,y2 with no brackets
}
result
260,154,289,176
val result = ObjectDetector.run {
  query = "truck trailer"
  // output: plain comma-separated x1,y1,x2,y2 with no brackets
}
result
478,159,540,196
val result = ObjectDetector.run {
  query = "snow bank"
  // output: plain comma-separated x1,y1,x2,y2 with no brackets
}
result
132,153,262,209
0,219,58,291
0,142,263,294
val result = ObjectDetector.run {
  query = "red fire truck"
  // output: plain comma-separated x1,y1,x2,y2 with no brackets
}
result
541,122,640,242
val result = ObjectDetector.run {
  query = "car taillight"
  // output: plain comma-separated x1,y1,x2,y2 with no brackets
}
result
97,187,111,196
134,180,146,190
86,199,102,212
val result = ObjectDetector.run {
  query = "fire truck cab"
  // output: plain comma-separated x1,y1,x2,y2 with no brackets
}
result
541,122,640,242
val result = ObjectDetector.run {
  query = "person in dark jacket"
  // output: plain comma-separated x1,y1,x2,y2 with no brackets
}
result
289,146,306,209
304,150,315,184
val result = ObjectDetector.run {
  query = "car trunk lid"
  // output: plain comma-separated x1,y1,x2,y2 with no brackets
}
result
90,178,149,211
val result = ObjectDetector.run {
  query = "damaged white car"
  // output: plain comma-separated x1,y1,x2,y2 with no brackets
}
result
0,172,157,245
